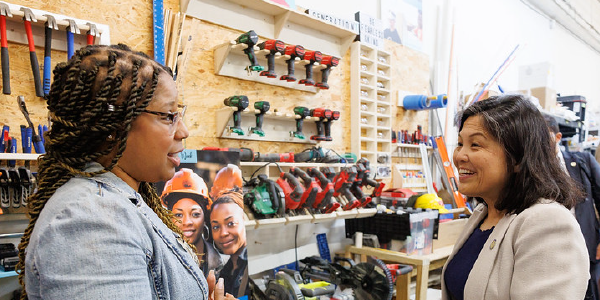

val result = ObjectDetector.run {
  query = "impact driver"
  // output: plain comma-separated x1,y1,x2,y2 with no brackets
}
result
291,106,311,140
280,45,305,82
299,50,322,86
257,40,285,78
223,95,249,136
310,108,332,141
250,101,270,137
235,30,264,73
323,110,340,141
316,55,339,89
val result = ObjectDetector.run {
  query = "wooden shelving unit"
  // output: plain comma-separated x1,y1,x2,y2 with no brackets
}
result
350,42,392,178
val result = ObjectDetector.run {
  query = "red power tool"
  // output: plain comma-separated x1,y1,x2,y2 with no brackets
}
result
258,40,285,78
290,167,319,209
280,45,305,82
202,147,255,162
316,55,339,90
299,50,322,86
254,152,294,163
310,108,332,141
308,167,338,213
323,110,340,142
276,171,304,211
323,166,360,210
355,158,385,207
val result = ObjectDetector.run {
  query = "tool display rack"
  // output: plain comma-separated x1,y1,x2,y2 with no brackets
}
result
391,144,432,192
239,162,377,231
350,42,392,178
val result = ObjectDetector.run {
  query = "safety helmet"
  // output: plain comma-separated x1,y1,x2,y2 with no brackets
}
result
414,193,450,214
161,168,210,210
210,164,243,200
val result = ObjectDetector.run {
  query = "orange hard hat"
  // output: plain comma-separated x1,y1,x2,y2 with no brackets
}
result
161,168,210,210
210,164,243,200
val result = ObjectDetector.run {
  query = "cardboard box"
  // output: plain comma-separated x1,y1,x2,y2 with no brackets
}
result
530,86,557,111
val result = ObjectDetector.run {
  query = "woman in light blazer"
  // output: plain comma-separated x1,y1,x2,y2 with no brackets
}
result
441,94,589,300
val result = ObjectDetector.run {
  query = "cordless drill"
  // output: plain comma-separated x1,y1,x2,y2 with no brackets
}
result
299,50,322,86
223,95,249,136
323,110,340,141
250,101,270,137
257,40,285,78
280,45,305,82
235,30,264,73
310,108,332,141
291,106,311,140
316,55,339,89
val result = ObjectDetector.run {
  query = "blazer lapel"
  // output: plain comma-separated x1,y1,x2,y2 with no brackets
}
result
465,211,518,298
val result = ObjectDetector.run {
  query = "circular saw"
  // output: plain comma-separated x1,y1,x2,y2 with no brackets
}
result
351,262,392,300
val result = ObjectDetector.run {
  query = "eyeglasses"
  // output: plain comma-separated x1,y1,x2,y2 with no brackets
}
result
142,105,186,134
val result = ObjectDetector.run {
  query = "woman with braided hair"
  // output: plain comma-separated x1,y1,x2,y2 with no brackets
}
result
16,44,230,300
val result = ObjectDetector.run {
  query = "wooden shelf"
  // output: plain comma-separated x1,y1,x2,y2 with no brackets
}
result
244,208,377,230
186,0,356,58
0,153,40,161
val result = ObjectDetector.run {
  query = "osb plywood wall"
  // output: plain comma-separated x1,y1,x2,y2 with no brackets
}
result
0,0,429,186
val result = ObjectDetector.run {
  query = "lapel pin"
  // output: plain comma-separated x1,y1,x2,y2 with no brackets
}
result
571,162,577,167
490,239,496,250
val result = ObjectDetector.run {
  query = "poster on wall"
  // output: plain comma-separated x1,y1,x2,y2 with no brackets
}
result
267,0,296,9
155,150,249,299
381,0,423,51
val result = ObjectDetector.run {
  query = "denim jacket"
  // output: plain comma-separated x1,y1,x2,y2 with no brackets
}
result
25,163,209,299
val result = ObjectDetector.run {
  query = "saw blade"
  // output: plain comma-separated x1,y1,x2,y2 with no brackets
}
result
351,262,391,300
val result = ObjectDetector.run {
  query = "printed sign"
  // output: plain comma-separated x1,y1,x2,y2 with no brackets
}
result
354,11,384,49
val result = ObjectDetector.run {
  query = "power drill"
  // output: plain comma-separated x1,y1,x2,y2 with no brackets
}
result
257,40,285,78
299,50,322,86
316,55,339,90
235,30,264,73
250,101,270,137
323,110,340,141
310,108,332,141
223,95,249,136
291,106,311,140
280,45,305,82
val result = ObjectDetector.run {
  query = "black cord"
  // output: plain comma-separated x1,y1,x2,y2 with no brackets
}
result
295,224,299,270
247,162,273,183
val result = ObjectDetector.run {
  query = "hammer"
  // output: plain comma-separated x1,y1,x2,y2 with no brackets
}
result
21,7,44,97
43,14,57,96
0,3,11,95
86,22,97,45
65,19,80,60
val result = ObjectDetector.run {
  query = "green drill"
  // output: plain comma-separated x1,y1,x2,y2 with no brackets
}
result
223,95,249,136
250,101,270,137
292,106,311,139
235,30,264,73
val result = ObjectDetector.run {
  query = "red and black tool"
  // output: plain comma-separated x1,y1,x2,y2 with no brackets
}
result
350,163,369,207
323,110,340,142
276,171,304,210
327,166,360,210
21,8,44,97
355,158,385,207
291,106,311,140
86,22,97,45
254,152,294,163
65,19,80,60
316,55,339,90
43,15,57,96
308,167,337,212
257,39,284,78
290,167,319,209
201,147,255,162
0,3,11,95
310,108,332,141
299,50,322,86
280,45,304,82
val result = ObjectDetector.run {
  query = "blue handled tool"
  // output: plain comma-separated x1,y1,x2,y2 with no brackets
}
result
20,125,32,154
65,19,80,60
0,125,7,152
43,15,58,96
17,96,45,154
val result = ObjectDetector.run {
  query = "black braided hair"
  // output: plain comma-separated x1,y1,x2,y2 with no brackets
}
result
16,44,188,299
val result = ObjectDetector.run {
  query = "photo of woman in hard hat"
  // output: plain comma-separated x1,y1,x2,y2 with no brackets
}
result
161,168,224,278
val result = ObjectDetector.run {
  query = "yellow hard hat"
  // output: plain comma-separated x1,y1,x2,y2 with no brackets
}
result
414,193,450,214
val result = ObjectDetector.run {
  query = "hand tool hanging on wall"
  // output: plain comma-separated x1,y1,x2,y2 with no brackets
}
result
280,45,304,82
257,39,284,78
310,108,332,141
432,136,469,211
17,96,45,153
291,106,310,140
7,137,21,208
249,101,270,137
316,55,339,90
21,8,44,97
299,50,322,86
323,110,340,141
86,22,97,45
65,19,80,60
0,3,11,95
223,95,249,136
235,30,264,73
0,125,8,152
43,15,57,96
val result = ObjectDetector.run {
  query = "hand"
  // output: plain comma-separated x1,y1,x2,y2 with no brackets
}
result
207,270,236,300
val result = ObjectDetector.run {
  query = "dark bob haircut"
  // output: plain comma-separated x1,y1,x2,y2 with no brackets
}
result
456,94,581,214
